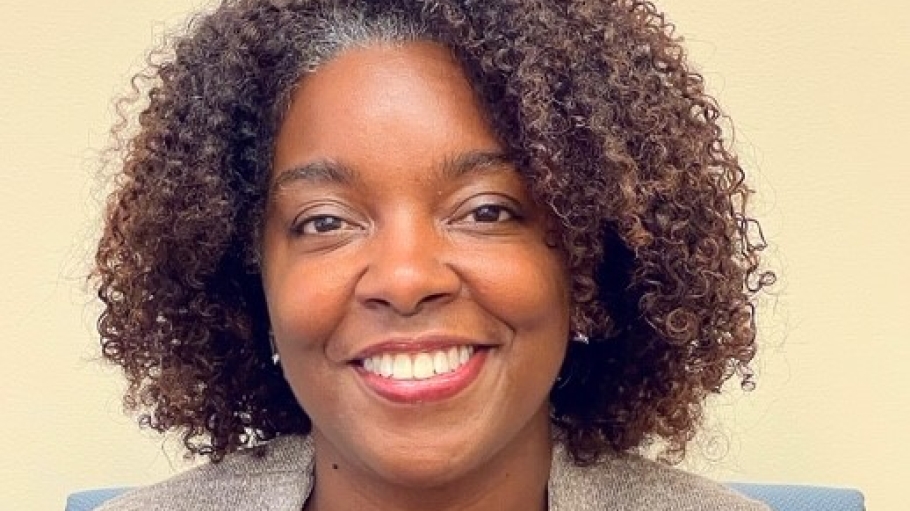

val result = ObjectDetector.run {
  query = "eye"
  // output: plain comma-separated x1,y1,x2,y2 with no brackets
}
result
452,194,526,228
468,204,517,223
293,214,357,235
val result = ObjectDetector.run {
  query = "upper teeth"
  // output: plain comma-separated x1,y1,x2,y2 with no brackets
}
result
362,346,474,380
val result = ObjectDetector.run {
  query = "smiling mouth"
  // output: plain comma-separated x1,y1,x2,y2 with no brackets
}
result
361,346,475,380
353,345,488,404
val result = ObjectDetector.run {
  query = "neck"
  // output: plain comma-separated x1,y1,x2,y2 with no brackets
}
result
304,413,552,511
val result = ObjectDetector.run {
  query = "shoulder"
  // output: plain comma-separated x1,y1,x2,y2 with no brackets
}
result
549,443,770,511
96,435,314,511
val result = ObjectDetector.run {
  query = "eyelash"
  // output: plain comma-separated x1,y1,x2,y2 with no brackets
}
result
291,214,357,236
463,203,520,224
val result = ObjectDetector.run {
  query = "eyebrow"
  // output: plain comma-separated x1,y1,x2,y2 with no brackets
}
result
271,159,358,193
270,149,514,193
441,150,514,180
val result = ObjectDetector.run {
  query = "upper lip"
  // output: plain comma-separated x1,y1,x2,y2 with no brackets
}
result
350,334,491,362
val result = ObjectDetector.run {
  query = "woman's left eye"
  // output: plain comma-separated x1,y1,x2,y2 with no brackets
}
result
467,204,517,223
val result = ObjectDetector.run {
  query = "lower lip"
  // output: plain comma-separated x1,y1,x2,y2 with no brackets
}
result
355,349,488,404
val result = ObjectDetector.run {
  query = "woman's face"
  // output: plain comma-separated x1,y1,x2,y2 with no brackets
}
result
262,42,570,487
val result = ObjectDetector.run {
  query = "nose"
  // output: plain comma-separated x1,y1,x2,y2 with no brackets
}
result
355,216,461,316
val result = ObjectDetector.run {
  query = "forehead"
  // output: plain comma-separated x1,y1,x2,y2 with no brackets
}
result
271,41,504,184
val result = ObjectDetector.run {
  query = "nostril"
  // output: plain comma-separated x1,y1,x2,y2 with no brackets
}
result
363,290,454,316
409,292,455,314
354,253,462,315
423,291,452,304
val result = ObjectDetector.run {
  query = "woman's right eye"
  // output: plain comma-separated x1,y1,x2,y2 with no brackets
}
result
292,214,355,236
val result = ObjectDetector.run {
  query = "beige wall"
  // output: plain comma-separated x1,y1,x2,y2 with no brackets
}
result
1,1,906,509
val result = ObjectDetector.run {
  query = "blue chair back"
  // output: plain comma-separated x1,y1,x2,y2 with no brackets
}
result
65,487,131,511
728,482,865,511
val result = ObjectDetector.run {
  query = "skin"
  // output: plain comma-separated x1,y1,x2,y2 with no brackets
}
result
261,42,571,511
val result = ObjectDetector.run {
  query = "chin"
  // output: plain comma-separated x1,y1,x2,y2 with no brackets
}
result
361,440,490,489
346,405,551,490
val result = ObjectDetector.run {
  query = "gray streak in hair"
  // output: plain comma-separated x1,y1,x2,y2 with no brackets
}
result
297,7,428,74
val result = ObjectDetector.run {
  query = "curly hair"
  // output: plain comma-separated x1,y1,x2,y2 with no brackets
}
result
95,0,773,464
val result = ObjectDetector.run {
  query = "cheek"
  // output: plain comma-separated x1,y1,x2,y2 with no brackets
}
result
263,256,355,355
467,244,570,338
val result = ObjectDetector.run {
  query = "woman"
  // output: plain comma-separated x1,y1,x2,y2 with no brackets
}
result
94,0,774,509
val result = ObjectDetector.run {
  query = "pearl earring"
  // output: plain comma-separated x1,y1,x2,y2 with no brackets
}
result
269,331,280,365
571,331,589,344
